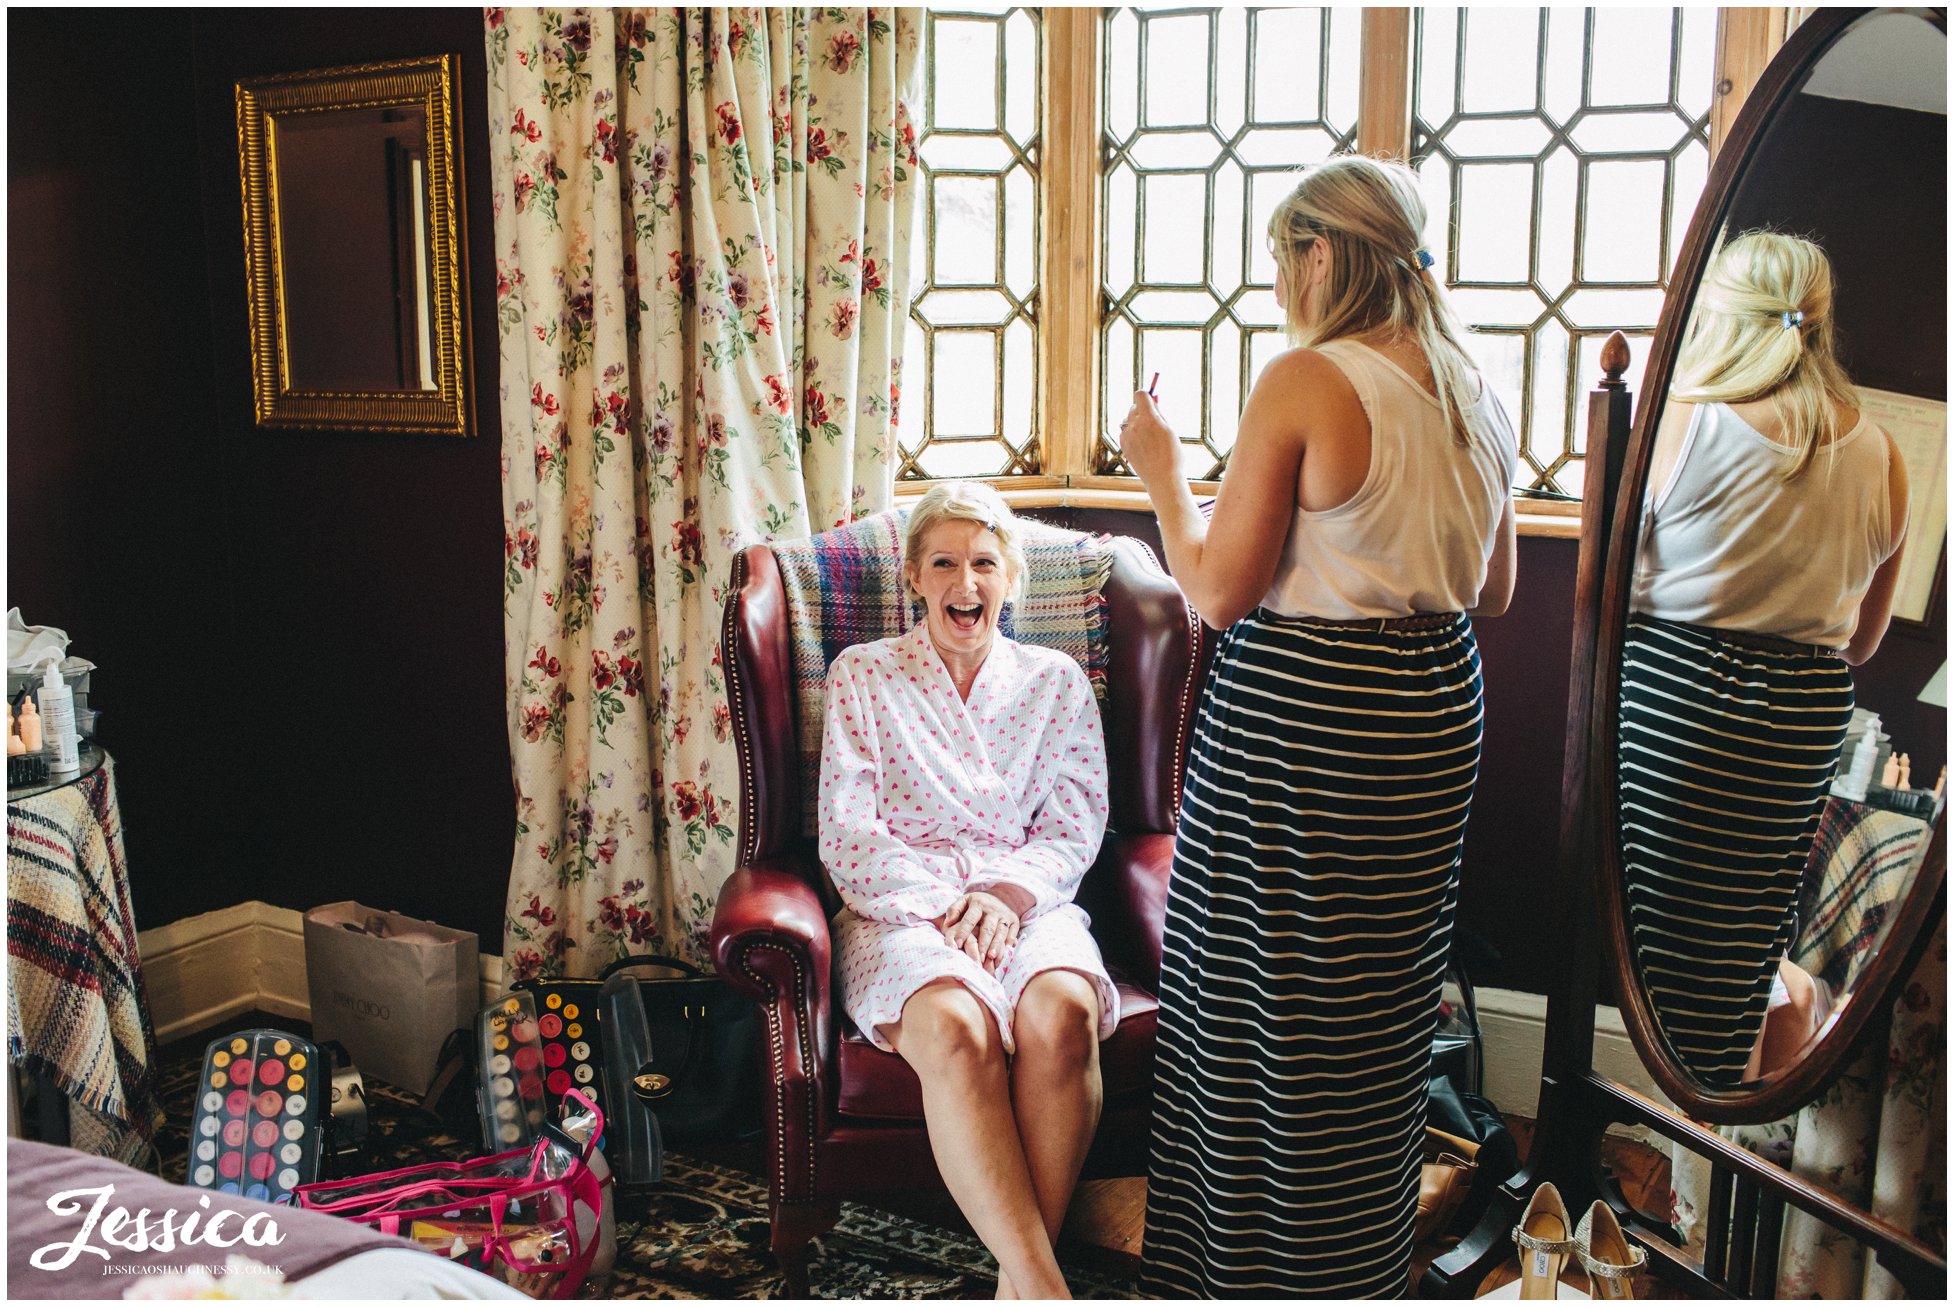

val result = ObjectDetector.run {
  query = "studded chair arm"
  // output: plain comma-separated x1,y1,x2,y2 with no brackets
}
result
711,853,838,1175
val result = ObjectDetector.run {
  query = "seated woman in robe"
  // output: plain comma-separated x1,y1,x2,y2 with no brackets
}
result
817,480,1116,1300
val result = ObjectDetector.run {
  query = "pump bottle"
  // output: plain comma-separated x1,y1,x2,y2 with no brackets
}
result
37,662,78,774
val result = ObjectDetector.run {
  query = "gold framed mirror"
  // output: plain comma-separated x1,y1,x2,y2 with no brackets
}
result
237,55,471,436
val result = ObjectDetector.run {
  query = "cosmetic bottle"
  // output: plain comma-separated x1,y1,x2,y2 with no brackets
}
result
4,700,20,756
37,662,78,774
1835,712,1880,802
17,694,43,754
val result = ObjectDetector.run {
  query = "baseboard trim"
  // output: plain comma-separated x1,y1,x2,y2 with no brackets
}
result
138,903,269,1046
139,905,1668,1135
1479,986,1674,1141
139,902,503,1045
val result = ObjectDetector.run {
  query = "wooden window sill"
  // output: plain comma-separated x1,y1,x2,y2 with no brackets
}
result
896,479,1584,538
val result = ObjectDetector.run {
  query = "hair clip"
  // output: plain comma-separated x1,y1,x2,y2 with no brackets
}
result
1414,249,1435,271
1781,309,1805,330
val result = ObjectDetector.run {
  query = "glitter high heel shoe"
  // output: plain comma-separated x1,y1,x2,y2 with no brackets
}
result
1511,1182,1578,1298
1574,1201,1647,1301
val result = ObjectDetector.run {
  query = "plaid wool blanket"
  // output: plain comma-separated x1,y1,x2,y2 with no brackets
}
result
1794,795,1934,993
7,755,164,1166
771,509,1114,836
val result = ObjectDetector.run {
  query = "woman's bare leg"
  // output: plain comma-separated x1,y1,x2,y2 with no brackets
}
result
885,981,1070,1299
996,969,1104,1299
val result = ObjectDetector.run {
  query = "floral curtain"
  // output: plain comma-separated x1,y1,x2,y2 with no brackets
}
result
488,7,920,977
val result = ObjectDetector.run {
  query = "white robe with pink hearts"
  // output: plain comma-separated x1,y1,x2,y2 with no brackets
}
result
818,622,1119,1052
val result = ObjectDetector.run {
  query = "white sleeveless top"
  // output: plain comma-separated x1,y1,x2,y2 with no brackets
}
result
1631,400,1903,648
1260,339,1519,619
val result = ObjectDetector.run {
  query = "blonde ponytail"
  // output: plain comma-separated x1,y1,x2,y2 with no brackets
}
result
1268,155,1485,447
1671,230,1857,479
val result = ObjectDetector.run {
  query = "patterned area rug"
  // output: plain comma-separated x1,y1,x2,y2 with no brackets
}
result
153,1036,1140,1299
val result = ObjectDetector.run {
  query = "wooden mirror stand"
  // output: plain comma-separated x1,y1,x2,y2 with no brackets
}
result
1420,335,1947,1299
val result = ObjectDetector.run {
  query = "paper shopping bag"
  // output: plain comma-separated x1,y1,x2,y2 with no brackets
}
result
303,901,478,1093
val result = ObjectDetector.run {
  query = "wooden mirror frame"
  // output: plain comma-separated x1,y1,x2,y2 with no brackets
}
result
1424,333,1946,1298
1592,5,1947,1125
236,55,471,437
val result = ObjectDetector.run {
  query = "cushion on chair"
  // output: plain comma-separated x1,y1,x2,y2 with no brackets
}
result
833,982,1159,1122
771,509,1115,837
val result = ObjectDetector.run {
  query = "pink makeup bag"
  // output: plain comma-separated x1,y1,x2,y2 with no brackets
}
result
293,1089,613,1298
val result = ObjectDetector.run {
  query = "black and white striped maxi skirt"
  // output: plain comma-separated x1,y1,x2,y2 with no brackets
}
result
1143,612,1485,1299
1616,614,1854,1087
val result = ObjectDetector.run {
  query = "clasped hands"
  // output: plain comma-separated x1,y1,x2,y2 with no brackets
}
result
937,884,1034,973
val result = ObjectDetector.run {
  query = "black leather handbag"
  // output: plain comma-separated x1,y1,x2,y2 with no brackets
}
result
1432,926,1496,1095
1428,1071,1520,1241
598,954,763,1142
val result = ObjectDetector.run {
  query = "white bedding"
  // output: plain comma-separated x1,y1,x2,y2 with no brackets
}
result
296,1247,528,1299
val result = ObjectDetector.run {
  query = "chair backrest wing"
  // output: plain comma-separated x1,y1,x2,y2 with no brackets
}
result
1100,536,1209,835
724,512,1209,869
725,544,800,865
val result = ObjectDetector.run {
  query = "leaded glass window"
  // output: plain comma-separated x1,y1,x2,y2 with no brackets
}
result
1099,6,1361,478
900,6,1042,481
1413,7,1717,495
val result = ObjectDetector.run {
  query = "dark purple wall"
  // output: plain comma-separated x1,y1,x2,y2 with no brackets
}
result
1039,509,1586,991
189,9,512,944
1726,94,1946,403
9,9,236,932
1038,509,1941,993
8,8,513,945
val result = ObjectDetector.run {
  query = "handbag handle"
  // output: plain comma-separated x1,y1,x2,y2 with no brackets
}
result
597,953,712,981
553,1087,605,1164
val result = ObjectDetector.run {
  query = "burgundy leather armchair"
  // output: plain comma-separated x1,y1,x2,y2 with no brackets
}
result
711,528,1211,1293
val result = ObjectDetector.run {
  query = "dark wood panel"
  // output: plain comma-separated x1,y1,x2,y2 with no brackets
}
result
7,9,238,931
10,9,511,944
1726,94,1946,402
188,8,512,943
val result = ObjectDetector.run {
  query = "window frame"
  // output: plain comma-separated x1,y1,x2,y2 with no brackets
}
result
898,5,1798,539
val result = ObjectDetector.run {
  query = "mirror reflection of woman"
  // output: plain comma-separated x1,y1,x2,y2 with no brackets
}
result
1121,156,1518,1297
1620,231,1910,1088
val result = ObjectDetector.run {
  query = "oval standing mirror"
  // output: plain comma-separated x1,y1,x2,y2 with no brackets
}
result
1597,6,1946,1122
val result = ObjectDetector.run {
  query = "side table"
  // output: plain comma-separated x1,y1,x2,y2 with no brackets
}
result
7,745,164,1166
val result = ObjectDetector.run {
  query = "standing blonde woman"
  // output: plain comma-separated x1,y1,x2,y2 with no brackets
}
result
1620,231,1909,1087
1123,156,1518,1296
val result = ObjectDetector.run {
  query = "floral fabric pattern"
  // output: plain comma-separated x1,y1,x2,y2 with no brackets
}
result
1668,918,1946,1295
487,7,921,976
